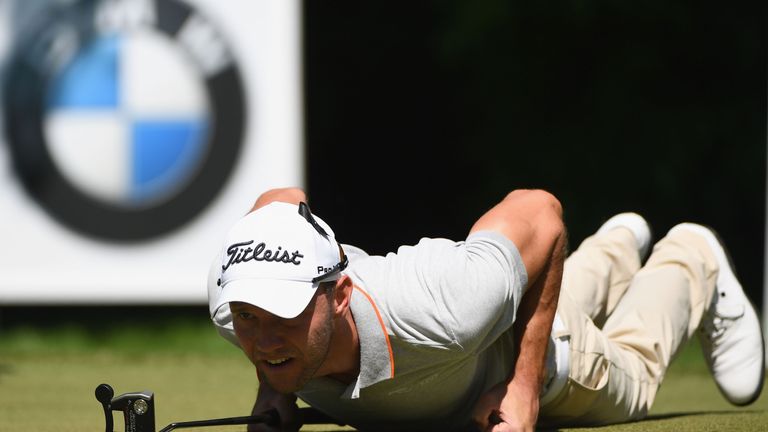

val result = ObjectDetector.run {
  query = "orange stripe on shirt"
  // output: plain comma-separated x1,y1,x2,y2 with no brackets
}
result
353,285,395,378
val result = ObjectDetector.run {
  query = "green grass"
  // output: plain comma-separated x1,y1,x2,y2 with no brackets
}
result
0,313,765,431
0,313,349,432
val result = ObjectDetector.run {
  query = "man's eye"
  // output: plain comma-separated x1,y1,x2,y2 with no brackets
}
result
237,312,253,320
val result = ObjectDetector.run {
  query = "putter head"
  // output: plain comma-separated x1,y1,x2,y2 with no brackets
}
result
96,383,156,432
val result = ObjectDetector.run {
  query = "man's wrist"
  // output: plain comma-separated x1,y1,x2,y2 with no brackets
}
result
507,376,542,402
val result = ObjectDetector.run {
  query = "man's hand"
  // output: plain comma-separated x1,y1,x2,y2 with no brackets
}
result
248,383,301,432
472,380,540,432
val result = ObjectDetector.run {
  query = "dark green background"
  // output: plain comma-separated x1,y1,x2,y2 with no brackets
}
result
304,2,767,306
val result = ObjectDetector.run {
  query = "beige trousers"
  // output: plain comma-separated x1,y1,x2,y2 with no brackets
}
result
539,226,719,426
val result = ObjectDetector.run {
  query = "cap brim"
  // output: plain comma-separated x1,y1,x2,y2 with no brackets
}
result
214,279,318,319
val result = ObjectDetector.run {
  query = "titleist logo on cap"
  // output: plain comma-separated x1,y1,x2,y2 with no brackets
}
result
223,240,304,271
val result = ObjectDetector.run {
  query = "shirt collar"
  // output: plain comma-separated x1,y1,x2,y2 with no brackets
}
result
342,285,394,399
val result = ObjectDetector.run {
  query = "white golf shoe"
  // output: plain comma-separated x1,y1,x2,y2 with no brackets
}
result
596,212,652,261
669,223,765,406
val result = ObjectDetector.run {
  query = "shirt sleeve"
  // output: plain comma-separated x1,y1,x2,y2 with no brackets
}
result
351,231,527,355
438,230,528,353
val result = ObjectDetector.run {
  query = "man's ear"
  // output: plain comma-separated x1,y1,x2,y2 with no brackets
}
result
333,274,354,315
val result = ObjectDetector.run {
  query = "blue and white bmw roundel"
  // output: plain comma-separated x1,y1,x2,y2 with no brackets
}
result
46,31,210,208
3,0,246,241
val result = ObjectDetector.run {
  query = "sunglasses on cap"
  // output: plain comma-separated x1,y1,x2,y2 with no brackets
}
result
299,202,349,283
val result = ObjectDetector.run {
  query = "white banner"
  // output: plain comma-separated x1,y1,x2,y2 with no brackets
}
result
0,0,303,304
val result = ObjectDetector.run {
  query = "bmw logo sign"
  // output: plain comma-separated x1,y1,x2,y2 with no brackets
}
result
3,0,246,241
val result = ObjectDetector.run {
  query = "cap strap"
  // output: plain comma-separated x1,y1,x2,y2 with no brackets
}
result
312,253,349,283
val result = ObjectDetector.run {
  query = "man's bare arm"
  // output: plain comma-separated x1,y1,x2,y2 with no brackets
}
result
249,187,307,213
470,189,565,431
503,227,565,429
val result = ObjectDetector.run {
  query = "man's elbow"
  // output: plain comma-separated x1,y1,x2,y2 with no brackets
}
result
505,189,565,244
504,189,563,220
534,190,565,250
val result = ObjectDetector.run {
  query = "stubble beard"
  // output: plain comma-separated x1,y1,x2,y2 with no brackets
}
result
264,299,335,394
295,308,334,390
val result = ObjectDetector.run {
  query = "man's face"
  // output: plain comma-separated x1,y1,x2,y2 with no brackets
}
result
230,289,335,394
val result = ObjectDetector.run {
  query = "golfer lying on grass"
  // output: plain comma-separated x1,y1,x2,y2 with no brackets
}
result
207,187,764,432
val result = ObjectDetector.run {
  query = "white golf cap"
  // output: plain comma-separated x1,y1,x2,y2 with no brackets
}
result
212,201,347,319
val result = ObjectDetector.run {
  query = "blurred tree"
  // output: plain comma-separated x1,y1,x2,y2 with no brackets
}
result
304,1,766,304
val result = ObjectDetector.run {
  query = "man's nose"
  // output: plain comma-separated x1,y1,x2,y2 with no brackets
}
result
253,321,285,353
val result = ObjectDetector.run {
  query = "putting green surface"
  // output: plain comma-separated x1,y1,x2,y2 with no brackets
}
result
0,315,765,431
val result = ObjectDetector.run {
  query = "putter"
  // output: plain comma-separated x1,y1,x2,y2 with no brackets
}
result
96,383,343,432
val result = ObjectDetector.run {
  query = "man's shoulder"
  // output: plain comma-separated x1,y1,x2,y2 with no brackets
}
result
341,243,370,262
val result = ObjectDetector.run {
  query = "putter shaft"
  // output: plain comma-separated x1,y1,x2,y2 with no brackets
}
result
158,408,341,431
159,412,275,432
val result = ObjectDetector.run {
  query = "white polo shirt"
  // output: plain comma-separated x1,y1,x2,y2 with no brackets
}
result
295,231,569,431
